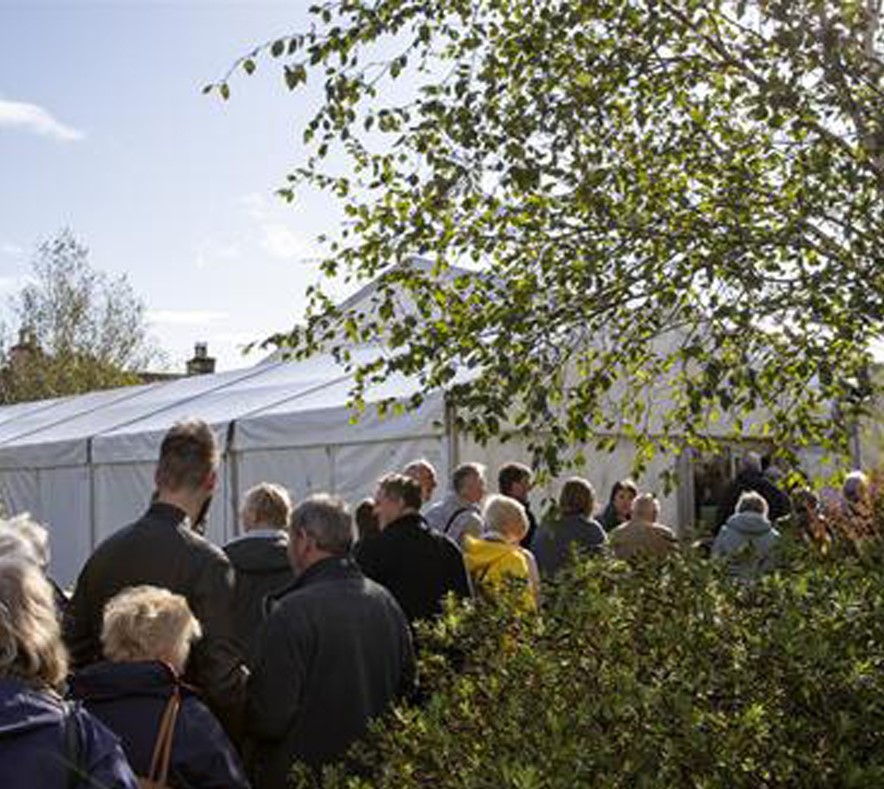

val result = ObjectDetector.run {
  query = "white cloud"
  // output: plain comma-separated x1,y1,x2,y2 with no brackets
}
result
146,309,228,326
238,192,320,261
0,99,84,142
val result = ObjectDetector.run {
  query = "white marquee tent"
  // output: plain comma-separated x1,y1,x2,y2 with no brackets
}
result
0,350,450,586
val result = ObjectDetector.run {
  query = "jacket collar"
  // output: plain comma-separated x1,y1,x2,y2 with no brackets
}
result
294,555,361,590
145,501,189,526
384,511,427,533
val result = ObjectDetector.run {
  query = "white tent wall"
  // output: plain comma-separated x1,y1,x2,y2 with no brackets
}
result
0,465,91,588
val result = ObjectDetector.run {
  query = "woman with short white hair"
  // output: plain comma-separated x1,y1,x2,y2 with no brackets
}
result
70,585,249,788
0,558,137,789
462,494,540,610
712,491,781,579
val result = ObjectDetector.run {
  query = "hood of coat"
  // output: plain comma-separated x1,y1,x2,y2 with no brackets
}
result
462,534,519,573
69,660,181,704
726,511,772,536
0,677,64,738
224,531,291,574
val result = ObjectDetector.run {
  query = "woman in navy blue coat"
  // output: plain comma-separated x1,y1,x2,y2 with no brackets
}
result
0,558,137,789
70,585,249,789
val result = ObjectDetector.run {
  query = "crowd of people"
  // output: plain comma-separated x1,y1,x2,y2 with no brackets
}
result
0,418,876,787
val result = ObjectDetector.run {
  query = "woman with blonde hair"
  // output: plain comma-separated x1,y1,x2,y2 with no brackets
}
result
463,494,540,610
0,558,137,788
70,585,248,788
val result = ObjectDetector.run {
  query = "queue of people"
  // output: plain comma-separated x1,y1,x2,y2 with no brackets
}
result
0,417,876,788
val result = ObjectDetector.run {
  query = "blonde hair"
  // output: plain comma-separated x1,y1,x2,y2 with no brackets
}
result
483,494,528,542
102,586,202,668
241,483,293,530
0,558,67,688
0,514,50,569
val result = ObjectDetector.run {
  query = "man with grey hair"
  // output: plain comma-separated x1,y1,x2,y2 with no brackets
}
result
424,462,486,544
714,451,791,532
608,494,677,561
247,495,414,788
712,491,781,579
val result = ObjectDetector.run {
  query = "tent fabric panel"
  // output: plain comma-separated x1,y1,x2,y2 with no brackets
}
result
0,438,86,471
39,467,92,589
235,448,334,519
234,386,447,452
331,437,448,506
0,468,39,519
92,423,230,465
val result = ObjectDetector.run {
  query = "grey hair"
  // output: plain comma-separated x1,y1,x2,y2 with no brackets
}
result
452,462,486,494
483,495,528,541
741,452,763,474
632,493,660,522
291,495,355,555
0,515,50,570
736,490,769,517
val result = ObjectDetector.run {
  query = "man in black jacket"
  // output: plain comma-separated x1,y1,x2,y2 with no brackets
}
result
246,495,414,788
64,419,247,741
714,452,791,533
224,482,295,662
498,461,539,549
356,473,472,627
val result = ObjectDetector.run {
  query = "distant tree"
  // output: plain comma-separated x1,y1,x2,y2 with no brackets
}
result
0,229,160,403
215,0,884,477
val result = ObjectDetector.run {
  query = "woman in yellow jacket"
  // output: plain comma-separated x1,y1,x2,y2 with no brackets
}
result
463,494,540,611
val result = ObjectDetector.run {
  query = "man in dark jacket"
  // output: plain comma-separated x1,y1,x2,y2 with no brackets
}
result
356,473,472,627
247,495,414,788
224,482,295,662
64,419,247,741
714,452,791,532
498,461,538,549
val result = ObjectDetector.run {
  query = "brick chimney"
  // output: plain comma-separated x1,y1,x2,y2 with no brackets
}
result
9,327,38,370
186,342,216,376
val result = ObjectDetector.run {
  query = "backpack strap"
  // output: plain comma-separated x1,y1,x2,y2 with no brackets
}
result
144,690,181,786
443,507,471,536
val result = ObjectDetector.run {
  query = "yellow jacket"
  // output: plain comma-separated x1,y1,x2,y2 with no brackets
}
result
462,534,538,611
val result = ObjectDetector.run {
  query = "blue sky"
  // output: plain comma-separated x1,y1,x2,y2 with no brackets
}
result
0,0,349,371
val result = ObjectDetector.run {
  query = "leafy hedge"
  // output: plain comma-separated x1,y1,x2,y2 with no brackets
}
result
298,540,884,788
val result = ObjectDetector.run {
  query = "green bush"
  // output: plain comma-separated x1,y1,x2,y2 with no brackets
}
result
297,542,884,788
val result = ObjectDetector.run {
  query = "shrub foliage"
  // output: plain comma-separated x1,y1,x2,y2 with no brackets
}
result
301,543,884,788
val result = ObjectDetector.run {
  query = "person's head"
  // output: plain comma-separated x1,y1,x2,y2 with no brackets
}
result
403,459,438,504
452,462,487,505
843,471,870,506
498,462,533,503
631,493,660,524
102,585,202,676
559,477,595,517
0,515,50,571
355,498,382,542
609,480,638,520
792,488,819,517
288,495,355,574
740,451,763,475
374,473,423,528
155,420,219,525
241,483,293,532
483,494,528,544
0,558,67,689
735,490,769,519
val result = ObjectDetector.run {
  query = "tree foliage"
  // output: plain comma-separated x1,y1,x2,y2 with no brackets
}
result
0,229,159,403
216,0,884,476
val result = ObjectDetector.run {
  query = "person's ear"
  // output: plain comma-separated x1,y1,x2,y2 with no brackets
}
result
204,469,218,493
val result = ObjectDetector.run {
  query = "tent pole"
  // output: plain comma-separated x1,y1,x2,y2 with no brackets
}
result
87,437,97,553
444,395,459,480
226,422,239,541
